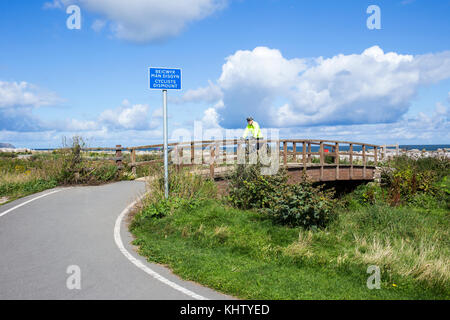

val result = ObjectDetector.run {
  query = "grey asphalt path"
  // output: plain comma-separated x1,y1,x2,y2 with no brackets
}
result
0,181,232,300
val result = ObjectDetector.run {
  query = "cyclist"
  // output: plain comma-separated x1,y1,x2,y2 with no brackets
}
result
242,117,263,150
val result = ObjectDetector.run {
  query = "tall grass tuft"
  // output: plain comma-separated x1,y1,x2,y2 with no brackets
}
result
132,167,217,223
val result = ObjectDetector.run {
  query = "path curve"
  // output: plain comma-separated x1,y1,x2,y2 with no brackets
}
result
0,181,231,300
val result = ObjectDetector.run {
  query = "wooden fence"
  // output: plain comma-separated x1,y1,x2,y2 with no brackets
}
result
82,139,382,181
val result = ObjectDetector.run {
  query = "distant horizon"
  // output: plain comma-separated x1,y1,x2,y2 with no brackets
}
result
9,143,450,151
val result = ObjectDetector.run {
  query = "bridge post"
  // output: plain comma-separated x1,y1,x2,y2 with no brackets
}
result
191,142,195,165
302,141,306,170
335,142,339,180
319,141,324,181
210,144,215,179
175,145,181,171
374,146,378,166
308,142,311,164
237,139,245,164
362,144,366,179
293,142,297,162
349,143,353,180
115,145,123,170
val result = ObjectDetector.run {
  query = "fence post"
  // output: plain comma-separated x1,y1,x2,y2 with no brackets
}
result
349,143,353,180
302,141,306,170
293,142,297,162
210,144,215,179
319,141,324,181
335,142,339,180
131,148,136,175
190,141,194,165
308,142,311,164
374,146,378,166
115,145,123,169
362,144,366,179
283,141,287,167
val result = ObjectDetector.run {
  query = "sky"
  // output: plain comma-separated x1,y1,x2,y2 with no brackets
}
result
0,0,449,148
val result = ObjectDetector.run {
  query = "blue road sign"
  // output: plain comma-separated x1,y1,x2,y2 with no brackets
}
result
149,67,182,90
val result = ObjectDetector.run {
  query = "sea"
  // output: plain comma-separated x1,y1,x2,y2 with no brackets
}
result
34,144,449,152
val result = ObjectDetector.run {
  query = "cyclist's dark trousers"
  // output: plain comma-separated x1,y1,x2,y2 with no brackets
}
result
256,138,261,151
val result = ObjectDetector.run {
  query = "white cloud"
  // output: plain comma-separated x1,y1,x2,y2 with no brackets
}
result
46,0,228,42
99,100,151,130
201,107,221,128
0,81,63,132
182,81,223,104
191,46,450,129
43,0,64,9
0,81,61,108
91,19,107,32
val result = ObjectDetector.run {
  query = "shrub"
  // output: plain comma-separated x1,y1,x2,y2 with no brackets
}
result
227,163,335,229
381,157,449,206
227,162,287,210
90,163,119,182
57,136,85,184
0,152,17,158
266,181,335,229
139,197,190,219
351,182,385,206
387,155,450,181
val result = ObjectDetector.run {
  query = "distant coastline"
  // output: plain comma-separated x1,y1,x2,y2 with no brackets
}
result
30,144,450,152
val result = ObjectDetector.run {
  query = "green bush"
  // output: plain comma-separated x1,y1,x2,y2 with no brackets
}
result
138,196,202,221
387,155,450,180
0,152,17,158
266,181,335,229
57,136,85,184
381,161,444,206
227,163,287,209
227,163,335,229
90,164,118,182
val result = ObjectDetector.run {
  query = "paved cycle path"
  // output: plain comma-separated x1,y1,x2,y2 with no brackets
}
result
0,181,231,300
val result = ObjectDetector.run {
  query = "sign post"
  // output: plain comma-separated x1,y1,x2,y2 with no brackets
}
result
149,67,182,199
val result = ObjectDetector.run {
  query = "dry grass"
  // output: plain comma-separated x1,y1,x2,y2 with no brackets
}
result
283,231,314,259
354,235,449,288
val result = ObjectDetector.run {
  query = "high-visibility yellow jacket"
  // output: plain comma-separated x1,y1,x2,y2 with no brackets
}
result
242,121,263,139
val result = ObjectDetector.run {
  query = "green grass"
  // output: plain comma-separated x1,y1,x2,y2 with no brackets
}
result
130,198,449,299
0,148,138,204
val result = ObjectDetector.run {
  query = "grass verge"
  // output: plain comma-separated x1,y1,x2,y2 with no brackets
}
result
130,199,448,299
129,161,449,299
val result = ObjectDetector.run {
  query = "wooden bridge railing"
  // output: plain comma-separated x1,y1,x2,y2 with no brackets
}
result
82,139,382,180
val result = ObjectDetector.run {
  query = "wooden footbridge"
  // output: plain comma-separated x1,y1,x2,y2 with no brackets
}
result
84,139,386,182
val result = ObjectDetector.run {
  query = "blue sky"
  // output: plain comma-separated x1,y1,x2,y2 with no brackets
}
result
0,0,449,148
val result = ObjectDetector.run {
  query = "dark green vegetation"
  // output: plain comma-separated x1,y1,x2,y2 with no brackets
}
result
0,137,142,203
130,156,450,299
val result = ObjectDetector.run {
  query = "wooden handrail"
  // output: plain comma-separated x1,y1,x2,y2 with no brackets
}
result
82,139,381,182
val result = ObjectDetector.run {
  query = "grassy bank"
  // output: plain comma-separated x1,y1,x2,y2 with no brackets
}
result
130,157,449,299
0,139,141,204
